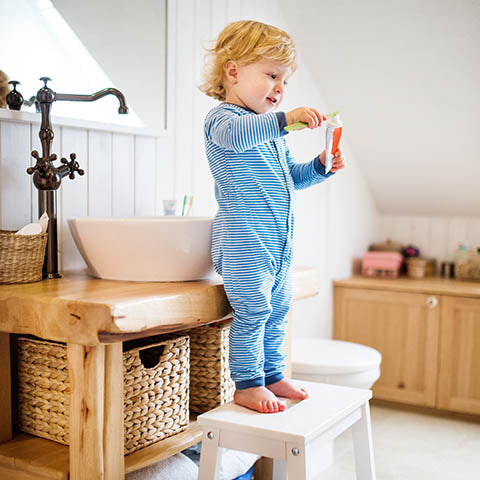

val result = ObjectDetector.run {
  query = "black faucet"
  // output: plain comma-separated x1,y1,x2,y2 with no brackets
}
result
27,77,128,278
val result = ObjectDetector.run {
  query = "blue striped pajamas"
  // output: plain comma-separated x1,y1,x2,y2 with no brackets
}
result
205,103,333,389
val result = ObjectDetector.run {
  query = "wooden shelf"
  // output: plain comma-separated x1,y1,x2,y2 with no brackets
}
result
0,268,317,346
0,433,68,480
125,420,202,474
0,421,202,479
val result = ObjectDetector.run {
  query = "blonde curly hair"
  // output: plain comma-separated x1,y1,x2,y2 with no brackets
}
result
200,20,297,101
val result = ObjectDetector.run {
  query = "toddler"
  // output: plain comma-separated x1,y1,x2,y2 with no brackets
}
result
200,20,344,414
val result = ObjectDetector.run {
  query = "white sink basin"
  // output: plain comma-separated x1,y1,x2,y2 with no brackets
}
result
68,217,215,282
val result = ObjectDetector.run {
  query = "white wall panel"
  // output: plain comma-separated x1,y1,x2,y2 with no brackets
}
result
0,121,31,230
174,0,196,203
380,215,480,263
467,219,480,251
226,1,242,22
428,217,449,262
193,0,216,217
156,136,174,214
447,218,469,259
134,136,156,216
410,216,430,256
88,130,113,217
112,133,135,217
60,127,88,271
211,0,228,38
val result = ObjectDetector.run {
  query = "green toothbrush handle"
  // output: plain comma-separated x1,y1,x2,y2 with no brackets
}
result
284,121,307,132
283,111,339,132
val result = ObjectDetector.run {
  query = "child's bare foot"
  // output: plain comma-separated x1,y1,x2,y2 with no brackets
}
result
266,379,309,400
234,386,287,413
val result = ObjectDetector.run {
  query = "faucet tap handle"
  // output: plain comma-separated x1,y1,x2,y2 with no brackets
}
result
61,153,85,179
39,77,52,87
27,150,43,175
26,164,38,175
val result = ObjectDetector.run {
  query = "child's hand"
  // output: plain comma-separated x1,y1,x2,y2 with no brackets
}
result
318,149,345,172
286,107,326,129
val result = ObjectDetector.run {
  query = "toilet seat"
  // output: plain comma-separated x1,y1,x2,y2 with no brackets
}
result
292,338,382,376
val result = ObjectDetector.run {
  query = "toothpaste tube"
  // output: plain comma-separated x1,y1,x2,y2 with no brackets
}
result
325,112,343,173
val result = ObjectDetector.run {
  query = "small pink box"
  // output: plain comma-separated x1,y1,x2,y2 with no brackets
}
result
362,252,403,278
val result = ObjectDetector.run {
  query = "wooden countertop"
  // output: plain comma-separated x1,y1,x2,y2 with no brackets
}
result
0,267,319,345
334,275,480,298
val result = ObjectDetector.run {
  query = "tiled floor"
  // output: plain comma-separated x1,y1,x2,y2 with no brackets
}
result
317,405,480,480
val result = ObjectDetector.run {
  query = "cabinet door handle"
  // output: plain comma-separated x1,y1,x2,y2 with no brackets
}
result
426,296,438,309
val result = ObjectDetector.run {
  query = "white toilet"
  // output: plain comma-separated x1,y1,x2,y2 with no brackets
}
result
292,338,382,474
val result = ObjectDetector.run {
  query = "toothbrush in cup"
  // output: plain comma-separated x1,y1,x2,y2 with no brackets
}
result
181,195,194,216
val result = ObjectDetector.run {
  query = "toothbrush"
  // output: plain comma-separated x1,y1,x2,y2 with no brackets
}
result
284,111,339,132
181,195,187,216
182,195,194,216
186,196,194,216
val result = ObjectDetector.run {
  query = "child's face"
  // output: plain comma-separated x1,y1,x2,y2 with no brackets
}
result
225,61,291,114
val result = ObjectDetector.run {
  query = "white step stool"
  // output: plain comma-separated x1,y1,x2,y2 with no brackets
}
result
197,380,376,479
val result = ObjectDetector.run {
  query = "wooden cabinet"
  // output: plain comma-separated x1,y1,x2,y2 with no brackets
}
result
334,287,440,407
334,277,480,416
437,296,480,414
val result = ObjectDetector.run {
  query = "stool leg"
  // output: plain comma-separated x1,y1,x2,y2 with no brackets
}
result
198,428,223,480
286,441,308,480
352,402,376,480
272,458,287,480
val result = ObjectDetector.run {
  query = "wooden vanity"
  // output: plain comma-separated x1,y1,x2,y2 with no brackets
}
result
334,276,480,417
0,267,319,480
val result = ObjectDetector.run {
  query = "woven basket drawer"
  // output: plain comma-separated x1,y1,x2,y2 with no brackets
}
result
188,321,234,413
0,230,47,284
16,334,189,455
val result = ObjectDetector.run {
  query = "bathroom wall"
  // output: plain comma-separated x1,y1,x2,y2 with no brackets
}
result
379,215,480,263
0,112,173,270
51,0,167,131
280,0,480,218
0,0,380,339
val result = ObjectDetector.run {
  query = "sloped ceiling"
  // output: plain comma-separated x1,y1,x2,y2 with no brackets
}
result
280,0,480,216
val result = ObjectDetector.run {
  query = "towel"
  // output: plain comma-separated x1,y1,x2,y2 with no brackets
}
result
219,449,259,479
125,452,198,480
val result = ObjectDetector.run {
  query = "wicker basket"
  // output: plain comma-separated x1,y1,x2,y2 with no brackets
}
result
16,334,190,455
0,230,47,284
188,321,235,413
407,257,427,279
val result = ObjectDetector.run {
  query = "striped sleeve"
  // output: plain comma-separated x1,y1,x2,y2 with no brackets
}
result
205,108,282,153
284,140,335,190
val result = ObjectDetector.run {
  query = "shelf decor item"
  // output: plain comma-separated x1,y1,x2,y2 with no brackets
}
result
407,257,427,279
368,239,403,253
361,251,403,278
0,230,47,284
16,334,190,454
